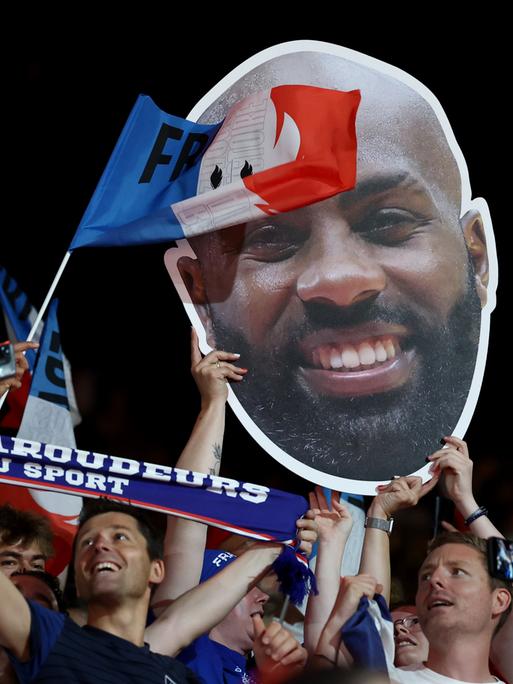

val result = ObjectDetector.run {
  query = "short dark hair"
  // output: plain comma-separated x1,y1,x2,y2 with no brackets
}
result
0,504,53,558
77,499,163,561
426,532,512,633
11,569,66,612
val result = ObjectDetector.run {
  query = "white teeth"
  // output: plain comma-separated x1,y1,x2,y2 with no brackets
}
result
374,341,387,362
319,347,332,370
330,349,343,369
95,562,117,573
359,342,376,366
312,337,401,371
341,344,360,368
384,339,396,358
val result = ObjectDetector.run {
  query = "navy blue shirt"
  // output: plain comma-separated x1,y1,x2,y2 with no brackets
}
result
8,601,199,683
178,634,250,684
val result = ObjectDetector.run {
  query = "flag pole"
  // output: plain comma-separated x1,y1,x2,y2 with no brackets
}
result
27,251,72,341
0,250,72,411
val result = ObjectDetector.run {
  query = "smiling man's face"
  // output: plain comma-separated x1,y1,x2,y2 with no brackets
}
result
174,49,490,484
74,512,161,605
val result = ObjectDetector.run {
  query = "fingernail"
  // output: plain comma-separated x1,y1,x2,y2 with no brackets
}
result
233,353,241,358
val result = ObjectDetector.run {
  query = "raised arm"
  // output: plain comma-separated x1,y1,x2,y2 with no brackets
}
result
146,542,281,656
0,570,32,660
359,473,439,604
314,574,383,669
428,436,504,539
428,436,511,680
303,488,353,655
152,328,246,609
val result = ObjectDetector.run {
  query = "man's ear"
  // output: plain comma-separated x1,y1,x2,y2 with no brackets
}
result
149,558,165,587
461,209,488,308
491,586,512,622
177,256,217,348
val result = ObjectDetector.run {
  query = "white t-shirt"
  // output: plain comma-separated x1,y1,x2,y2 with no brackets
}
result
389,663,504,684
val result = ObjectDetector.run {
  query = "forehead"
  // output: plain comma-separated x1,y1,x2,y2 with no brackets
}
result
391,607,416,621
420,543,486,573
199,51,459,204
0,540,44,556
77,512,140,539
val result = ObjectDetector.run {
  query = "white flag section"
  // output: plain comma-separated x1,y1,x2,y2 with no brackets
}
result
0,281,82,574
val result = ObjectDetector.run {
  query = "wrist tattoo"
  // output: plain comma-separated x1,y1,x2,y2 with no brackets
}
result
209,443,222,475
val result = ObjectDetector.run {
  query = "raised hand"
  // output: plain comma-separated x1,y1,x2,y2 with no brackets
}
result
426,436,473,508
190,327,247,405
0,341,39,396
252,614,307,682
308,486,353,545
372,473,439,518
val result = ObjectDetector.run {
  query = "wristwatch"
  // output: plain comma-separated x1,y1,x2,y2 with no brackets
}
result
364,516,394,535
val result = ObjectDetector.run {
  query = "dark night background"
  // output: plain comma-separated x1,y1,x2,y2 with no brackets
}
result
3,17,511,599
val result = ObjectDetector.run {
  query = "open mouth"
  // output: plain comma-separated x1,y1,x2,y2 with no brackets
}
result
396,638,418,648
92,561,121,575
310,336,400,371
299,331,416,397
428,600,454,610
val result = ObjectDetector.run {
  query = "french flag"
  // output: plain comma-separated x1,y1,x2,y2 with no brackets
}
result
69,86,359,249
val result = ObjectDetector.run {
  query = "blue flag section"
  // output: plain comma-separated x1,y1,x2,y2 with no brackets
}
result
27,299,69,409
0,434,308,543
341,595,394,672
69,96,221,249
0,267,38,370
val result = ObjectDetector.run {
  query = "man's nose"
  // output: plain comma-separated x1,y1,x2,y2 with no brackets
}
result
91,534,112,552
255,589,269,605
394,622,410,638
428,567,446,589
296,236,386,308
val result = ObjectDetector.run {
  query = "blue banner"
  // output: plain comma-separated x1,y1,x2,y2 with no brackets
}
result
0,267,38,370
26,300,68,409
0,434,307,543
69,95,221,249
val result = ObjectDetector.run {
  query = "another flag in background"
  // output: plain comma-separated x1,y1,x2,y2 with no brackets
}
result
0,268,80,430
69,86,360,249
0,293,81,574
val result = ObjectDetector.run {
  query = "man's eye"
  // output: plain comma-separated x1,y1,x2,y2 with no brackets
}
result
243,224,306,261
32,562,45,570
355,209,429,244
0,559,16,567
419,572,431,581
451,567,466,576
114,533,128,541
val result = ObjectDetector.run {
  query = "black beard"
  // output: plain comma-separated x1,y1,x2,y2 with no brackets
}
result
211,272,483,481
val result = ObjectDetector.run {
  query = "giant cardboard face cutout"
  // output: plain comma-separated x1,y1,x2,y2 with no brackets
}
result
165,41,497,494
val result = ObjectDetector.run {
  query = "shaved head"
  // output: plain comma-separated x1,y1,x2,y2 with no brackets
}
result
198,51,462,213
